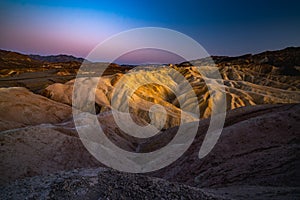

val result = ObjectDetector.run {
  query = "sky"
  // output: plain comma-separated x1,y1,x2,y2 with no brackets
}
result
0,0,300,63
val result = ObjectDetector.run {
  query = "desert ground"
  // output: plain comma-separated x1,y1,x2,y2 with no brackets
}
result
0,47,299,199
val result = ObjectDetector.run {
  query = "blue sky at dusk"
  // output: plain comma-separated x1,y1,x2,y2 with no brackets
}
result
0,0,299,61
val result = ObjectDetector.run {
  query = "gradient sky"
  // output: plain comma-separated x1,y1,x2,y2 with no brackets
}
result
0,0,300,62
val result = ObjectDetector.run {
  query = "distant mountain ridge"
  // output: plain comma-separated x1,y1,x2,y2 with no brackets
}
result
29,54,86,63
188,46,300,76
1,47,300,66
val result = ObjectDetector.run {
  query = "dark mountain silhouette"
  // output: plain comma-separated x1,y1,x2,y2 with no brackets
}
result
29,54,86,63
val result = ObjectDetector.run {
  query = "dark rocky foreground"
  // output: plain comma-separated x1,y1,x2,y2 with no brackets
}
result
1,168,223,200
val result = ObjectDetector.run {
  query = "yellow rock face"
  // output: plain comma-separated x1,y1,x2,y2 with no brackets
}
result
43,66,300,129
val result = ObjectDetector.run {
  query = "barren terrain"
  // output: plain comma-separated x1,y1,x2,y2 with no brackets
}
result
0,47,299,199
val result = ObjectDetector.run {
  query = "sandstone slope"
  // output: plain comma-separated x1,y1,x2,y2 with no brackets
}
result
0,87,72,131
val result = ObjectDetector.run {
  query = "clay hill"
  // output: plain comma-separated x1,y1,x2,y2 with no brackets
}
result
0,47,299,199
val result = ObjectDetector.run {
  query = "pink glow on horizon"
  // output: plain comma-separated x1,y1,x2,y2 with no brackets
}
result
114,48,186,64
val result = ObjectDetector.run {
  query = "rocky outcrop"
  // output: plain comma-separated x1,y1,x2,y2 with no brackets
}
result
43,64,300,130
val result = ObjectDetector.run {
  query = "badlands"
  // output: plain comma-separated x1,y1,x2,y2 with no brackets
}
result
0,47,299,199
